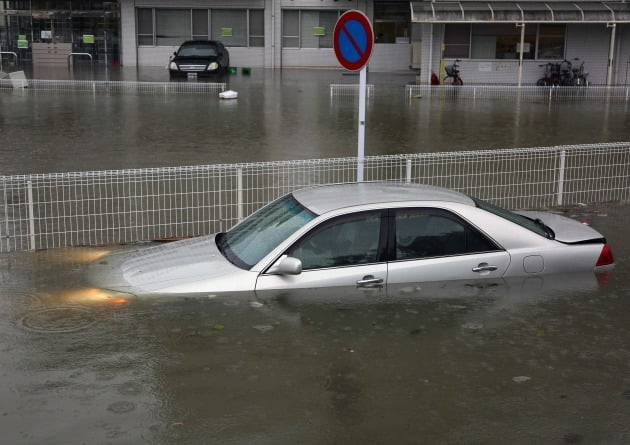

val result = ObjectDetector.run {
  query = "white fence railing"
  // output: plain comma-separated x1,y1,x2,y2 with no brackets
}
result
405,85,630,102
1,142,629,252
3,78,629,102
0,78,227,94
330,83,375,98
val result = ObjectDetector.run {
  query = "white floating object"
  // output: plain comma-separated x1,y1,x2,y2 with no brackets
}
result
219,90,238,99
512,376,532,383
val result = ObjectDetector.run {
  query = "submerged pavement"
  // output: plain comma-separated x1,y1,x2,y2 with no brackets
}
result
0,202,629,444
1,64,629,443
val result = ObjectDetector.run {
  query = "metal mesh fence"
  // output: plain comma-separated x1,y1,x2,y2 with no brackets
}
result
405,85,630,102
330,84,375,98
2,79,628,102
1,142,628,252
0,79,226,94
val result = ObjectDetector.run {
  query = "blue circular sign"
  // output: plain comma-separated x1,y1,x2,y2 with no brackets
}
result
333,11,374,71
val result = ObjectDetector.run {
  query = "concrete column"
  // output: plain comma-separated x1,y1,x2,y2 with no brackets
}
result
120,0,138,67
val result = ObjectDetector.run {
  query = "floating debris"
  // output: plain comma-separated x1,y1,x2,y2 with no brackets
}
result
461,322,483,330
219,90,238,99
253,324,273,333
512,376,532,383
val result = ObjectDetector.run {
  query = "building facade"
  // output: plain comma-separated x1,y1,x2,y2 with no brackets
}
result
1,1,629,85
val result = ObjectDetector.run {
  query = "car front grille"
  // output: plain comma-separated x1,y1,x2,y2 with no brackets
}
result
178,64,206,72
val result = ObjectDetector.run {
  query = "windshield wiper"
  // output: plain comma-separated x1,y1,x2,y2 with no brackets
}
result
214,232,251,270
215,232,227,256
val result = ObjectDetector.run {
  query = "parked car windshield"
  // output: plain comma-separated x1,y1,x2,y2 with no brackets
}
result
177,43,217,57
471,197,551,238
217,194,317,269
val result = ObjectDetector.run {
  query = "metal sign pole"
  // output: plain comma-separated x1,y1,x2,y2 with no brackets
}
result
332,10,373,183
357,66,367,182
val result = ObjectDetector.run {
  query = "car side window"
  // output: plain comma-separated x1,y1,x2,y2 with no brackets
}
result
286,211,383,270
394,208,498,260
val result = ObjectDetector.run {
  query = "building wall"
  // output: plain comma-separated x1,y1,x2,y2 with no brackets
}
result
369,43,411,72
121,0,404,71
118,0,630,82
421,22,627,86
565,23,612,85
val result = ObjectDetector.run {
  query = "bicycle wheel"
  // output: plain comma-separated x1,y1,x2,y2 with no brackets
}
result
453,77,463,86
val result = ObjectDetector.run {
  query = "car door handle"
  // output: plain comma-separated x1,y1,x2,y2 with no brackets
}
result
356,275,384,287
472,263,499,273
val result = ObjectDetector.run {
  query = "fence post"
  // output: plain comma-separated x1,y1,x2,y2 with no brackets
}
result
237,168,243,222
218,171,223,232
2,178,7,251
27,180,35,250
557,150,566,206
406,159,412,183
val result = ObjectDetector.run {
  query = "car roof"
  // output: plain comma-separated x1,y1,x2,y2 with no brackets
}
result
291,182,475,215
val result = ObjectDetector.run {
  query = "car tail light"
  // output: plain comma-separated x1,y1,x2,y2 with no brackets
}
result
596,244,615,267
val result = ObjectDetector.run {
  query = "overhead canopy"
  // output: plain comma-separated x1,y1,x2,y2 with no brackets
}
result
410,1,630,23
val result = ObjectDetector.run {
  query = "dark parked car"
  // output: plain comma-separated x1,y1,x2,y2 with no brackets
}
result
168,40,229,78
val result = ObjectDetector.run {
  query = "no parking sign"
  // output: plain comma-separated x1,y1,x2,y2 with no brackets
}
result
333,10,374,181
333,10,374,71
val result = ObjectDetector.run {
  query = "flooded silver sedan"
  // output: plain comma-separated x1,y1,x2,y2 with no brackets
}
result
91,182,614,295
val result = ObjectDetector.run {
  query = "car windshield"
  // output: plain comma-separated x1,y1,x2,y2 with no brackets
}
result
471,197,550,238
177,43,217,57
217,194,317,269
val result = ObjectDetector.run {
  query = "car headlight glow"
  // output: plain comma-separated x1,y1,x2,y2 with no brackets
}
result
207,62,219,71
169,61,178,70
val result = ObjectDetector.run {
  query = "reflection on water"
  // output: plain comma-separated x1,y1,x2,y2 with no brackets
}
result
0,203,628,444
1,69,629,175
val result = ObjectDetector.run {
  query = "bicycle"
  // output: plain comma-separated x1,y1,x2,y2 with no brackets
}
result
572,58,590,86
444,59,463,85
536,62,560,86
558,59,573,86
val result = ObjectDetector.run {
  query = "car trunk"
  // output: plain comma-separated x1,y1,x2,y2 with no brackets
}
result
516,211,605,243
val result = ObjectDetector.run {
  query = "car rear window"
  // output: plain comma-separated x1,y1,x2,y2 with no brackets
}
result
471,197,550,238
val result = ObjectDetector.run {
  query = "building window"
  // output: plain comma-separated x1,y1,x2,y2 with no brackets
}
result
282,10,299,48
136,8,154,46
443,24,470,58
211,10,247,46
192,9,208,41
249,10,264,47
282,10,344,49
136,8,264,47
471,24,535,60
156,9,189,46
537,24,565,59
444,23,565,60
374,1,410,43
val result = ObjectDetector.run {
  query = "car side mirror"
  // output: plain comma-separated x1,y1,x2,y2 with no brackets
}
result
267,255,302,275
